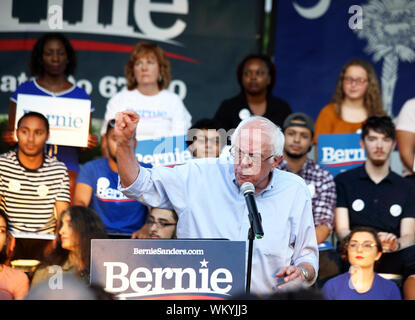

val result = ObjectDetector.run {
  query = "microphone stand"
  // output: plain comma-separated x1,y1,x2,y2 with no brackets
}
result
246,225,255,294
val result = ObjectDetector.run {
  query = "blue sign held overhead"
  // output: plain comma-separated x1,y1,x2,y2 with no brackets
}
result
90,239,246,300
317,133,366,177
135,135,192,167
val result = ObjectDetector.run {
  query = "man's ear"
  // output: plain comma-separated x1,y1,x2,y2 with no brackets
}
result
273,156,283,169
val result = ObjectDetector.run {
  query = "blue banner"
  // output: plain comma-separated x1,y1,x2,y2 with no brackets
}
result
273,0,415,119
90,239,246,300
135,135,191,167
317,133,365,177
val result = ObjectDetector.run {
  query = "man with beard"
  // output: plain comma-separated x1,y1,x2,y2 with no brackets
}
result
0,112,70,260
213,54,291,133
335,116,415,285
73,119,150,237
278,113,340,286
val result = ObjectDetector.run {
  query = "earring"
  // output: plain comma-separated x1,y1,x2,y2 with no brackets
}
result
158,75,162,82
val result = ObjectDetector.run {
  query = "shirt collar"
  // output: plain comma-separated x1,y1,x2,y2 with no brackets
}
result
359,164,393,183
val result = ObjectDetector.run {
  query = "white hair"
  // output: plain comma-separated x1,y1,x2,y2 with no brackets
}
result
230,116,284,158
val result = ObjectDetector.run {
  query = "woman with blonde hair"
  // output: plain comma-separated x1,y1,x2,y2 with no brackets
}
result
100,42,191,152
313,58,385,146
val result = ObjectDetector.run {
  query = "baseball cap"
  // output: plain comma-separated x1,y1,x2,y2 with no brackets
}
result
283,112,315,136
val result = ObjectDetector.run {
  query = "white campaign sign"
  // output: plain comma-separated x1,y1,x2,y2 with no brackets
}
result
16,94,91,147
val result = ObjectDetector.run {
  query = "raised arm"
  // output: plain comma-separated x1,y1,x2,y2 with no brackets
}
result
115,110,141,188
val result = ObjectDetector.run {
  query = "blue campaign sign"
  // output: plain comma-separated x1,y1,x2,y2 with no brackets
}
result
135,135,192,167
317,133,366,177
90,239,246,300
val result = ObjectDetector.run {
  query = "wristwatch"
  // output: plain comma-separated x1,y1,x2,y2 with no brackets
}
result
298,265,309,281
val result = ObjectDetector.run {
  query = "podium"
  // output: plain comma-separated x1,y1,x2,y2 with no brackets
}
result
90,239,246,300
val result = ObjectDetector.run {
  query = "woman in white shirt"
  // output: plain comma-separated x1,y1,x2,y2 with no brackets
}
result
101,42,192,152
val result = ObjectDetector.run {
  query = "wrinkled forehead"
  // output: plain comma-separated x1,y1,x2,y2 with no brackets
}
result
234,125,272,153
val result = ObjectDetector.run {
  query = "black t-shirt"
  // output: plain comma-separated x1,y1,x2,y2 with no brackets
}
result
213,92,292,132
335,165,415,236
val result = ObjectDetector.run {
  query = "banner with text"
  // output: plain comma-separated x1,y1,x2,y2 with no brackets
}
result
317,133,365,177
0,0,260,123
135,135,192,167
16,94,90,147
90,239,246,300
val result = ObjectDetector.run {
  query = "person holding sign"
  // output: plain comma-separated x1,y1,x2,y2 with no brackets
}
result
334,116,415,299
0,112,70,260
100,42,191,157
313,58,385,151
2,33,98,200
115,110,318,295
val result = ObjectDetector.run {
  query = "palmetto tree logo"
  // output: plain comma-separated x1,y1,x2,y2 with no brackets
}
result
353,0,415,116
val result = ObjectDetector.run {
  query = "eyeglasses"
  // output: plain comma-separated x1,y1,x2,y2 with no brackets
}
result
230,146,274,164
146,219,177,229
343,76,368,86
348,240,377,252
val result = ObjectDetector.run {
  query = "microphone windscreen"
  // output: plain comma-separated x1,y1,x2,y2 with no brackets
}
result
240,182,255,195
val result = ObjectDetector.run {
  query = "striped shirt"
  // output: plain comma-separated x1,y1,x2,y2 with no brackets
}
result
0,150,70,234
278,158,336,230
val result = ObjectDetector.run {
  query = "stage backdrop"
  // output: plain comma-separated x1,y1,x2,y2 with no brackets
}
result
273,0,415,120
0,0,261,123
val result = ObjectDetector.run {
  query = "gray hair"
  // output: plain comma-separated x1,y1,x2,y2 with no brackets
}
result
231,116,284,158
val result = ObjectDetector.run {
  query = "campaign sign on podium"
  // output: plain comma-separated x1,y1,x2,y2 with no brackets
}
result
317,133,366,177
90,239,246,300
135,135,192,167
16,94,91,147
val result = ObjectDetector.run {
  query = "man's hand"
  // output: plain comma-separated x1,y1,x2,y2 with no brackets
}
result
115,110,140,145
2,130,17,146
131,224,151,239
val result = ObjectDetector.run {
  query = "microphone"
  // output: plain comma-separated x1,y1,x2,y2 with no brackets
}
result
240,182,264,239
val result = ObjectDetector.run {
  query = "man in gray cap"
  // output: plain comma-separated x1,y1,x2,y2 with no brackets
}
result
278,112,341,287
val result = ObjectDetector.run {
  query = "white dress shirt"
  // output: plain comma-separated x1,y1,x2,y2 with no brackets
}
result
119,158,319,295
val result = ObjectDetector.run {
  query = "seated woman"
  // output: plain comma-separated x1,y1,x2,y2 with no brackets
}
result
0,209,29,300
322,226,401,300
314,58,385,148
30,206,107,288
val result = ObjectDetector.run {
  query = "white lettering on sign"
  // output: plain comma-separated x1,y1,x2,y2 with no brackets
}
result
0,0,189,44
103,262,233,295
321,147,366,164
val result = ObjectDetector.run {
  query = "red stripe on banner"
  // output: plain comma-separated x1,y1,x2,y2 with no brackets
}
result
0,39,200,64
97,197,137,203
138,295,226,300
324,161,365,167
